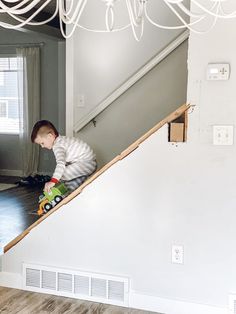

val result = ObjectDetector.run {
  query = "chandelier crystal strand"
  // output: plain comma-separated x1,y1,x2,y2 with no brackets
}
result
1,0,23,3
7,0,58,27
63,0,75,16
0,0,43,15
144,0,216,30
72,0,131,33
176,2,206,18
165,0,200,32
0,0,32,13
144,3,205,30
61,0,86,24
0,0,236,40
126,0,144,41
191,0,236,19
133,0,145,26
165,0,220,34
127,0,144,27
105,2,115,31
0,0,57,29
59,0,88,38
175,0,219,27
218,2,236,17
6,6,58,27
69,0,130,33
176,1,219,27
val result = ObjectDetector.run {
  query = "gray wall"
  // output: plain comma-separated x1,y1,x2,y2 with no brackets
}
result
0,28,65,176
77,40,188,168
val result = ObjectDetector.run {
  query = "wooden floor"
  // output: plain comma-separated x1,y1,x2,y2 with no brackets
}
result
0,176,42,254
0,287,160,314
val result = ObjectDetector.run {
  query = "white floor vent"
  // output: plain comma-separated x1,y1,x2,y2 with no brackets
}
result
229,294,236,314
23,263,129,306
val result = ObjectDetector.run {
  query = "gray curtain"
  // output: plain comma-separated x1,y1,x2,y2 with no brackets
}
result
17,47,40,177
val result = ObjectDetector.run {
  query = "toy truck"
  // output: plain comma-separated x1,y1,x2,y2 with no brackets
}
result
37,182,68,216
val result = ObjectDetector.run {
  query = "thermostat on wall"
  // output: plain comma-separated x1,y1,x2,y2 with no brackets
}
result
207,63,230,80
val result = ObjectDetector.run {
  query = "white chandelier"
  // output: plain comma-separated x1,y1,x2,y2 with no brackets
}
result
0,0,236,41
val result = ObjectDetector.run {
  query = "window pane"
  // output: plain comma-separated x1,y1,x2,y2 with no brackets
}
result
0,71,18,97
0,57,20,134
0,72,4,86
0,58,10,71
0,101,7,117
9,58,17,70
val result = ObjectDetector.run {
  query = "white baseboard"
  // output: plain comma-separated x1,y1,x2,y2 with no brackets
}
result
0,169,23,177
0,271,228,314
0,272,22,289
129,290,228,314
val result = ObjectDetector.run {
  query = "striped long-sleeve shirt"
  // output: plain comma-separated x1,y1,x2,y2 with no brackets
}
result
52,135,96,181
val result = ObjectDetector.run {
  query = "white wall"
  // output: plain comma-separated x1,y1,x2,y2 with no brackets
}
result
67,1,187,134
0,123,228,314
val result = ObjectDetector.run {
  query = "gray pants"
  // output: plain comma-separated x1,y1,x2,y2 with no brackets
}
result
63,175,89,191
62,159,97,191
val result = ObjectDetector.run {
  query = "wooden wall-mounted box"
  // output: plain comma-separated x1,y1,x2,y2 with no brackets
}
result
169,122,185,142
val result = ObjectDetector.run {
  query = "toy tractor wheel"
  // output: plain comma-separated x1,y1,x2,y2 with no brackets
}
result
54,195,63,203
44,203,53,212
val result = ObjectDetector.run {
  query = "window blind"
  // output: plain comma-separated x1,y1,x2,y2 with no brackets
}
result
0,56,20,134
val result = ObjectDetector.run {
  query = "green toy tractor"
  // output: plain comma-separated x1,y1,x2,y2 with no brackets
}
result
37,182,68,215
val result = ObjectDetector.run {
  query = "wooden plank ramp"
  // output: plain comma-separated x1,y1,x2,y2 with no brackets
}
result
4,103,190,253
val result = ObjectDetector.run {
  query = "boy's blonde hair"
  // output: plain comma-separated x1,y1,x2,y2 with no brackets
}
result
31,120,59,143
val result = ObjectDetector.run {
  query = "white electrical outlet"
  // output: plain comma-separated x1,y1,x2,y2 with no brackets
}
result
213,125,234,145
172,245,184,264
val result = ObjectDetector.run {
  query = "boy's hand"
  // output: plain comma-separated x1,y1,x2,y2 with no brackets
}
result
44,181,55,193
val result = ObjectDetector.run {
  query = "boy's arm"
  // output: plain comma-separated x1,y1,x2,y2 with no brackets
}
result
51,145,66,182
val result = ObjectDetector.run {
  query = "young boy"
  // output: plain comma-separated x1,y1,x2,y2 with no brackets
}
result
31,120,97,192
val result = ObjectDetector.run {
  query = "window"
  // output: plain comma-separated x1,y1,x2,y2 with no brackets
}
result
0,56,20,134
0,100,8,118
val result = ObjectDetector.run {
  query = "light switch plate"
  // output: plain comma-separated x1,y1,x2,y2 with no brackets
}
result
172,245,184,264
213,125,234,145
77,94,85,108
